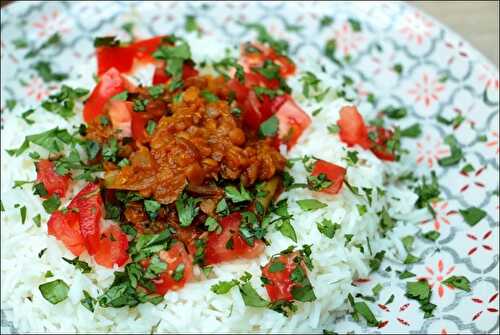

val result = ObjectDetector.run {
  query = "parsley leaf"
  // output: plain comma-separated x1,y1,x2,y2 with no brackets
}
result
239,282,269,307
382,106,407,119
406,280,436,318
144,199,161,221
6,127,75,157
307,173,332,191
94,36,120,47
147,85,164,99
400,123,422,138
369,251,385,272
42,195,61,214
422,230,440,241
152,38,192,91
211,279,239,294
25,33,61,58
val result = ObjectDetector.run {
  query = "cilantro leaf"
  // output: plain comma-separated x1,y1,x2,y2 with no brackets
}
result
296,199,327,211
225,184,252,203
211,279,239,294
259,116,279,138
144,199,161,221
438,135,463,166
41,85,89,120
80,290,96,312
239,282,269,307
33,61,68,82
62,256,92,273
459,207,487,226
39,279,69,304
316,218,340,239
441,276,471,292
175,192,200,227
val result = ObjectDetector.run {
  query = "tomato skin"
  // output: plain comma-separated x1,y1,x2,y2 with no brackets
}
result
204,212,265,265
337,106,371,149
241,44,296,78
367,126,396,161
153,242,193,295
311,160,346,194
93,224,129,268
68,183,103,256
35,159,71,199
83,68,128,123
274,95,311,149
262,253,306,302
152,62,199,85
47,210,86,256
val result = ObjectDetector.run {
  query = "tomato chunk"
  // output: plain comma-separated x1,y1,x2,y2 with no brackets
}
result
68,183,103,255
241,43,296,78
35,159,71,199
337,106,371,149
273,95,311,149
153,242,193,295
204,212,264,265
367,126,396,161
47,210,85,256
311,160,346,194
94,224,129,268
97,36,164,76
83,68,128,123
261,252,308,302
107,100,133,138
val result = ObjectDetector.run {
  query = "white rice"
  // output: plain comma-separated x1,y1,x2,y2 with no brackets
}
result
0,36,430,333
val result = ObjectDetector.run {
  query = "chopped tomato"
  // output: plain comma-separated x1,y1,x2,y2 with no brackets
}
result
97,36,164,76
368,126,396,161
35,159,71,199
153,242,193,295
93,224,129,268
130,111,149,142
83,68,128,123
108,100,133,138
152,62,199,85
273,95,311,149
241,43,296,78
311,160,346,194
68,183,103,255
337,106,371,149
47,210,85,256
241,91,274,130
204,212,265,265
261,252,307,302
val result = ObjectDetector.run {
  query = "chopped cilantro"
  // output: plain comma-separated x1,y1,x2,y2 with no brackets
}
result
400,123,422,138
21,109,36,125
459,207,487,226
19,206,27,224
33,61,68,82
422,230,440,241
147,85,164,99
414,171,440,210
382,106,407,119
133,98,149,112
393,63,403,74
41,85,89,120
175,192,200,227
102,138,119,162
111,91,128,101
146,120,157,136
33,214,42,227
204,217,221,233
93,36,120,47
437,135,463,166
225,184,252,203
239,282,269,307
296,199,327,211
348,18,362,32
62,256,92,273
144,199,161,221
344,150,359,166
39,279,69,304
172,263,185,281
369,251,385,272
185,15,200,33
316,218,340,239
319,16,334,29
201,90,219,103
80,290,96,312
211,279,239,294
404,254,421,265
268,261,286,273
327,124,339,134
152,38,192,91
405,280,436,318
441,276,471,292
42,195,61,214
307,173,332,191
26,33,61,58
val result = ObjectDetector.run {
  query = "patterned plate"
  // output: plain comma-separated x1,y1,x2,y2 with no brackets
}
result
1,1,498,334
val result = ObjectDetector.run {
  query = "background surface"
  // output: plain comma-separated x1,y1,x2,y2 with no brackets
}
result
0,0,499,67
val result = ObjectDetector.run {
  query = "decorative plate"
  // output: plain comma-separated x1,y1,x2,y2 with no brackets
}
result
1,1,498,334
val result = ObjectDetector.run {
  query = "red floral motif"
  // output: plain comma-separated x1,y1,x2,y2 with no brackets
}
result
398,10,435,45
415,134,450,167
458,165,487,193
444,40,469,65
466,230,494,256
477,63,500,91
485,131,499,154
369,52,396,76
377,301,412,328
32,10,71,38
25,77,50,101
407,72,446,108
419,259,455,298
421,201,458,231
333,22,364,57
471,291,499,321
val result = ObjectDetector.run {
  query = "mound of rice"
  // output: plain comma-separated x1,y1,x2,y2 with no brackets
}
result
0,35,429,333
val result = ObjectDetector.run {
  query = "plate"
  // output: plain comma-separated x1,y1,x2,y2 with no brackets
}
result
1,1,498,333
